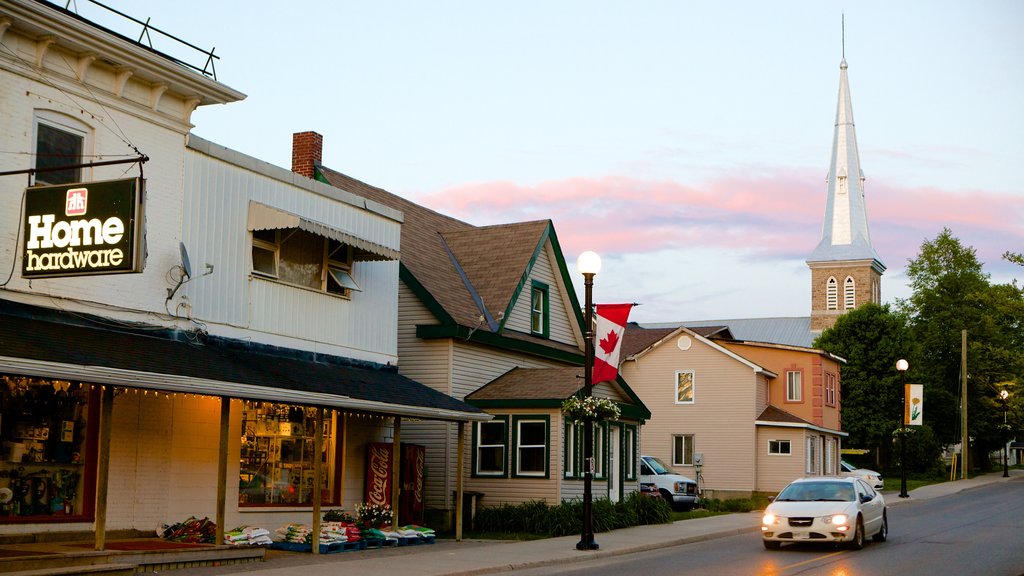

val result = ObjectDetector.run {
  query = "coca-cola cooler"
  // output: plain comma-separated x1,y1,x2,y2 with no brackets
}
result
365,442,425,525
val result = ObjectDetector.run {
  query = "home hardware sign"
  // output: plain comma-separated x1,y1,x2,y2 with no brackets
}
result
23,178,144,278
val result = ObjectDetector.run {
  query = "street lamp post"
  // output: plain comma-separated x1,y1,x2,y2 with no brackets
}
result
576,251,601,551
1000,390,1010,478
896,359,909,498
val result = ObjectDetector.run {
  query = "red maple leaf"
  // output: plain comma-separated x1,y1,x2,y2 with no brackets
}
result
599,330,619,355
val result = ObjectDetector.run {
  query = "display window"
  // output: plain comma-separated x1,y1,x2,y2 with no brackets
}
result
0,375,97,522
239,402,338,506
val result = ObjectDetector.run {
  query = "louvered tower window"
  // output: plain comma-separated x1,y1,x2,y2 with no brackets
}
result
826,277,838,310
844,276,856,309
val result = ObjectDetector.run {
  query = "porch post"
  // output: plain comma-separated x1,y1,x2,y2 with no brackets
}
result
312,407,324,554
94,385,114,551
391,417,401,530
456,421,466,541
215,397,230,547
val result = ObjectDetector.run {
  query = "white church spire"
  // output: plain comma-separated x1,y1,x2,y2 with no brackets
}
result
806,55,885,271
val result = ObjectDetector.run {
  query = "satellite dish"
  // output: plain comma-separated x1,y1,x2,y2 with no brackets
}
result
179,242,192,278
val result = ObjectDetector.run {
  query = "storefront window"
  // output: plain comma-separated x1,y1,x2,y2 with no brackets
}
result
0,375,93,520
239,403,336,506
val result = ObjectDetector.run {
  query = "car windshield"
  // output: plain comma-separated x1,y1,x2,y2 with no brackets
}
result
644,457,670,474
775,481,855,502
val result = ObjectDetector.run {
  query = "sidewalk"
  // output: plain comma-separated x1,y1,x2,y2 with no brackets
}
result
155,469,1022,576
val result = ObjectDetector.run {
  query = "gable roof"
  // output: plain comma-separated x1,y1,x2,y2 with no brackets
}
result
465,366,651,421
645,317,815,348
621,324,776,378
316,165,584,360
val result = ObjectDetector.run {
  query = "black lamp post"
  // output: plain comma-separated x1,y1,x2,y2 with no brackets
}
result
896,359,909,498
576,250,601,551
1000,390,1010,478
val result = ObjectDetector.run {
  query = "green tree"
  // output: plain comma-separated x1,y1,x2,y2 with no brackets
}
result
898,229,1024,470
814,303,912,471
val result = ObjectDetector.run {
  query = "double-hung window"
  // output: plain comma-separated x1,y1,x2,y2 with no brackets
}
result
473,417,508,477
512,416,549,478
623,425,637,481
675,371,695,404
786,371,802,402
672,434,695,466
34,112,89,186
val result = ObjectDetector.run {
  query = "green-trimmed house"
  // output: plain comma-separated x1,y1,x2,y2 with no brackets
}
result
293,132,650,528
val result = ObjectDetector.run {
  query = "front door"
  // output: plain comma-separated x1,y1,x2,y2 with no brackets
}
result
609,425,621,503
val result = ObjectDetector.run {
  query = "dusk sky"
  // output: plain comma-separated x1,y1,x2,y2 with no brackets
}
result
77,1,1023,324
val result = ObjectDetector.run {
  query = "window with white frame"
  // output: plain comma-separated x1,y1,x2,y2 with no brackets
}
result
768,439,791,455
34,112,90,186
826,277,838,310
844,276,856,309
530,281,549,337
672,434,695,466
594,422,606,478
251,229,358,298
805,436,818,474
513,416,548,477
474,418,507,477
786,371,802,402
624,425,637,481
675,371,694,404
563,421,579,478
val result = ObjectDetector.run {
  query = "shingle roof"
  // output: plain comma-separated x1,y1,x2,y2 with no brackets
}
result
317,166,560,333
756,405,814,425
465,366,584,401
620,323,733,359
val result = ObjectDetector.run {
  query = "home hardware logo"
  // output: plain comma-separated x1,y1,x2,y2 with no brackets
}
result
23,178,143,278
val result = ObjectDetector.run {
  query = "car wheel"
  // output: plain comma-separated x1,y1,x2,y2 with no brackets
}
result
848,517,865,550
763,540,781,550
659,489,675,508
872,512,888,542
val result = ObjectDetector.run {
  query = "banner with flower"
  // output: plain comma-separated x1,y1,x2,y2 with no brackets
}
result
562,395,621,422
904,384,923,426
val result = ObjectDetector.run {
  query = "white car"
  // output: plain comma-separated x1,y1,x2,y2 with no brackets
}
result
761,476,887,550
841,459,884,489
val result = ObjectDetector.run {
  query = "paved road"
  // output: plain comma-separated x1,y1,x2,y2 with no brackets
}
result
148,470,1023,576
508,480,1024,576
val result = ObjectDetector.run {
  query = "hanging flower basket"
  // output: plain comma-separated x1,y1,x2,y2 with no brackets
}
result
562,396,621,423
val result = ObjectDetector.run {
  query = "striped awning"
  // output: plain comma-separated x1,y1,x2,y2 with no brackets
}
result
247,201,399,262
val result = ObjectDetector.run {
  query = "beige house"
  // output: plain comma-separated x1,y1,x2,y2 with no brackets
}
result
620,325,845,497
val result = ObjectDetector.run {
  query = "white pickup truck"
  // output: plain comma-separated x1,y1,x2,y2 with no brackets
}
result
640,455,699,511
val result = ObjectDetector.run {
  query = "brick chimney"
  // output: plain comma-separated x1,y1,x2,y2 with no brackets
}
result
291,131,323,179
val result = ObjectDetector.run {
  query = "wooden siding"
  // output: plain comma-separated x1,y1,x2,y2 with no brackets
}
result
504,241,578,346
621,334,760,493
464,409,562,506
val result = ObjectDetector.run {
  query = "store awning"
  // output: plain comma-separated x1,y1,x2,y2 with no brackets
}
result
0,300,487,422
247,201,400,262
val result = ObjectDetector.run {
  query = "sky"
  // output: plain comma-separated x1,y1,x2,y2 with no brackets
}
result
70,1,1023,324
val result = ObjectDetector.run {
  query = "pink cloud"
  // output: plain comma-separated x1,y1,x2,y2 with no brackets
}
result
416,172,1024,276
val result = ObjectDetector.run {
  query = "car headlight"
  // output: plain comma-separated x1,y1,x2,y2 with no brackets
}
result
762,513,778,525
827,514,848,526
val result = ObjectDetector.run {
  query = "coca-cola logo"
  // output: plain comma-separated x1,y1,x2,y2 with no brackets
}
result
367,444,391,506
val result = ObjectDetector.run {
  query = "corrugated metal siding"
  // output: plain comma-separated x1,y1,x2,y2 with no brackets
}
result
621,336,759,493
504,241,577,346
181,149,400,359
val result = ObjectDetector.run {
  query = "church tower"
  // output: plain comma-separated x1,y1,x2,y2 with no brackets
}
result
807,55,885,333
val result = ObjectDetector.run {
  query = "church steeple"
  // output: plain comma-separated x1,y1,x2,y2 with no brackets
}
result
807,54,886,333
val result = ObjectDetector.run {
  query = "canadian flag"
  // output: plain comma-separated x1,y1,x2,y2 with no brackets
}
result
592,304,633,383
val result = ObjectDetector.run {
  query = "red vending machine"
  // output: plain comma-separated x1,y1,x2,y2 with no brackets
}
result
365,442,425,525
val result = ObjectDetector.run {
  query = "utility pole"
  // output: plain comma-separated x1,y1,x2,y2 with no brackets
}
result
961,329,968,480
